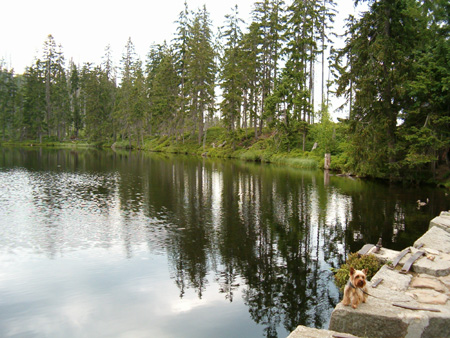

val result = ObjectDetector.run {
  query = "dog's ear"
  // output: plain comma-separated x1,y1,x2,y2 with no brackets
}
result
349,267,355,276
362,268,368,275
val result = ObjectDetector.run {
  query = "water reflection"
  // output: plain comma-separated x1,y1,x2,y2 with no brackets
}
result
0,147,449,337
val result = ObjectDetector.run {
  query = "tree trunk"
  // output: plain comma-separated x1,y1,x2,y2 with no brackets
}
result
198,108,203,145
302,132,306,152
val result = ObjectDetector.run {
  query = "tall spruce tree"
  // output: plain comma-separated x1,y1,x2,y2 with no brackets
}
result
398,0,450,178
79,62,114,143
252,0,285,131
336,0,429,178
101,45,117,141
129,59,148,148
115,37,137,146
220,5,245,132
146,43,180,136
41,34,69,140
68,60,82,138
240,22,261,138
22,60,46,142
0,62,17,140
173,1,191,141
185,6,216,144
283,0,328,124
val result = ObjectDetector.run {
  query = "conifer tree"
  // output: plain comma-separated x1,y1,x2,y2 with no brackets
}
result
68,60,82,138
220,5,245,132
22,60,46,142
146,43,180,136
115,37,138,146
336,0,430,178
240,23,261,138
283,0,327,124
173,1,191,140
41,34,68,140
101,45,117,141
79,62,114,143
129,59,148,148
252,0,285,131
185,6,216,144
0,62,17,140
399,0,450,177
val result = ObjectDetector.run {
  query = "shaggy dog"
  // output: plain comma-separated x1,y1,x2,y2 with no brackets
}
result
342,267,368,309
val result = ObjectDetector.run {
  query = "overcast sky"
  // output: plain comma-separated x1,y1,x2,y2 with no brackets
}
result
1,0,367,117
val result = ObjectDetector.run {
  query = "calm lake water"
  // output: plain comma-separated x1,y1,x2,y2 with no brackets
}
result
0,147,449,338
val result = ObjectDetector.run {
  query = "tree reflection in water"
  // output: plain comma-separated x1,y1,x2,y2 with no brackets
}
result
1,147,448,338
115,153,349,334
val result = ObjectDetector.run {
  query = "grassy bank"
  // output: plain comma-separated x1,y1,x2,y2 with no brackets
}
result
0,137,93,148
0,127,323,170
2,127,449,188
112,127,322,170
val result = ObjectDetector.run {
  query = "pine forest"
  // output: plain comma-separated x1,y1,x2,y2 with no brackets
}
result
0,0,449,184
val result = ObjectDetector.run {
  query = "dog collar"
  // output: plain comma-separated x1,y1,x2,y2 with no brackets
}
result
347,280,357,289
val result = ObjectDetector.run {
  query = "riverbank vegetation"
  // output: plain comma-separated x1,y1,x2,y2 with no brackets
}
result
0,0,449,185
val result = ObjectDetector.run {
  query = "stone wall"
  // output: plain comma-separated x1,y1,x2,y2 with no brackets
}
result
327,211,450,338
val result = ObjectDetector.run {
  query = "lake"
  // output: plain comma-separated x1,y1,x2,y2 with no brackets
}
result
0,147,449,338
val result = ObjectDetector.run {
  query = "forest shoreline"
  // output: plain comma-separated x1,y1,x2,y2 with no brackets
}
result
1,1,448,187
2,126,449,189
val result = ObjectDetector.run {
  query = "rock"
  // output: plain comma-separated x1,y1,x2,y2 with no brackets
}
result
373,248,450,277
287,325,361,338
429,211,450,233
323,212,450,338
411,252,450,277
441,275,450,289
410,276,447,293
414,226,450,254
329,301,409,338
373,265,412,292
423,248,440,256
372,248,408,266
421,316,450,338
406,289,448,305
330,287,449,338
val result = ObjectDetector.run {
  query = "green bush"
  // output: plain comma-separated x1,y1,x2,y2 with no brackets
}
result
333,253,381,291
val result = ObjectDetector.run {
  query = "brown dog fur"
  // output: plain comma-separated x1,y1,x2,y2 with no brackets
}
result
342,267,368,309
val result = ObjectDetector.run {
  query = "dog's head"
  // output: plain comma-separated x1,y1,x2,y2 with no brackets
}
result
349,267,367,288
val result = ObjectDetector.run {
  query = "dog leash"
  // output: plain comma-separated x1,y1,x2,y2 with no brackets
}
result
348,280,410,303
363,289,440,311
347,278,440,311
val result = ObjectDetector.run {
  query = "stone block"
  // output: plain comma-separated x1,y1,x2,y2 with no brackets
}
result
329,293,450,338
421,316,450,338
429,211,450,233
292,213,450,338
406,289,448,305
372,265,412,292
414,226,450,254
287,325,360,338
412,256,450,277
329,301,409,338
372,248,406,266
410,276,447,293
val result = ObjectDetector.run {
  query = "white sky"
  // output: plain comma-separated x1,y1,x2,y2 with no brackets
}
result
1,0,367,118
